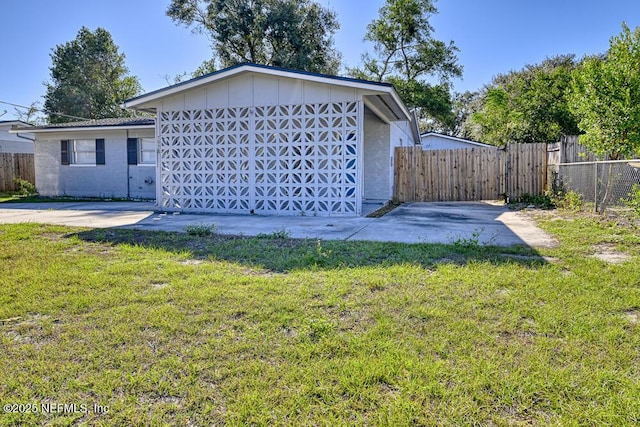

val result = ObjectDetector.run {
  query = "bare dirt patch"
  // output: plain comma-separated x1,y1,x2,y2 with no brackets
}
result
591,244,631,264
622,310,639,324
2,314,56,348
366,201,402,218
178,259,204,266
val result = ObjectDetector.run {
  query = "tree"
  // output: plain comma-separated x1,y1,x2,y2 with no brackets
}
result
447,90,482,138
167,0,341,75
471,88,522,146
570,24,640,159
44,27,141,123
14,102,46,126
350,0,462,129
471,55,579,146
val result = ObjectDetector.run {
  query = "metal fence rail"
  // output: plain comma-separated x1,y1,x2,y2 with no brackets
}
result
556,160,640,212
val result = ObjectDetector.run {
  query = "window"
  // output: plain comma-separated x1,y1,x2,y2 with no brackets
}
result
72,139,96,164
127,138,155,165
139,138,156,165
61,139,105,165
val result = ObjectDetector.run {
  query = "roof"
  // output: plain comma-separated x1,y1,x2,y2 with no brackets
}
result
11,117,155,133
122,63,412,121
0,120,33,128
420,132,492,148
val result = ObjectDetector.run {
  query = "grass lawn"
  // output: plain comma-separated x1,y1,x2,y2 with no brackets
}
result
0,194,19,203
1,210,639,426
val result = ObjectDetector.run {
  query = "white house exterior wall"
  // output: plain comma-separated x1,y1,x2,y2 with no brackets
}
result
363,108,390,201
127,128,157,199
34,129,155,198
154,74,372,216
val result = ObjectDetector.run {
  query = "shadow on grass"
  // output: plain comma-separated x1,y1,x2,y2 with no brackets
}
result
70,228,549,273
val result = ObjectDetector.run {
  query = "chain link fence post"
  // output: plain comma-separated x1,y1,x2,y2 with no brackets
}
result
558,159,640,214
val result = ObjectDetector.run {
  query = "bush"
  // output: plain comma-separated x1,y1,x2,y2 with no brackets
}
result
554,190,583,211
624,184,640,216
12,178,36,196
513,190,584,211
512,192,555,208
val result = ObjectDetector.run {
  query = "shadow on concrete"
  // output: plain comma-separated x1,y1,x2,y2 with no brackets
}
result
70,226,550,273
362,202,558,248
0,200,557,249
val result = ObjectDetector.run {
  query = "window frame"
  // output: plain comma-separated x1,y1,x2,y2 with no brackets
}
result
71,139,97,165
138,138,156,166
61,139,105,166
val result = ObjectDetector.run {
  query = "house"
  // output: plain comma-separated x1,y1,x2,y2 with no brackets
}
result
0,121,34,153
16,117,156,199
421,132,492,150
122,63,419,216
16,63,419,216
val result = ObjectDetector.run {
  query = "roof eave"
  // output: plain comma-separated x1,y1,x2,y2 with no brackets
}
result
12,124,156,134
389,88,412,122
122,63,397,111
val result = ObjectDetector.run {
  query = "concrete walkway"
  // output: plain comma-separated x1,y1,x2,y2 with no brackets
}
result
0,201,557,248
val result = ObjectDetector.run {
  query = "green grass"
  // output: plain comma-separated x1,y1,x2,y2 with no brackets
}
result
0,193,20,203
0,211,639,426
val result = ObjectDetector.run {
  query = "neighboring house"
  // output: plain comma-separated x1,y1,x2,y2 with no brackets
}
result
15,117,156,199
123,63,419,217
421,132,492,150
0,120,34,153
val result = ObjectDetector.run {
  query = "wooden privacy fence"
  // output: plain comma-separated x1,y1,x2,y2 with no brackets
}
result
547,135,598,164
0,153,35,192
394,143,547,202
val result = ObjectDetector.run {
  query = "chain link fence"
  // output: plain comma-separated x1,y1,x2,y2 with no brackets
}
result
553,160,640,213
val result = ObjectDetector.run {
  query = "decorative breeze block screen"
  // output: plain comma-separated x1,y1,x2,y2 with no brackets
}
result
158,101,360,216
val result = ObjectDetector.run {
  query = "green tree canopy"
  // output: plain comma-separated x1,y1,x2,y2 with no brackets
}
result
350,0,462,130
570,24,640,159
44,27,141,124
471,55,579,146
167,0,341,75
449,90,482,139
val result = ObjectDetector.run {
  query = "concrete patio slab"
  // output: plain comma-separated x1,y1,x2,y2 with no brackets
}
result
131,211,374,241
0,202,155,228
0,201,557,248
351,202,557,248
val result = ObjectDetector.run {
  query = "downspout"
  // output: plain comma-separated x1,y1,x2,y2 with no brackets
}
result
16,133,35,142
126,130,131,199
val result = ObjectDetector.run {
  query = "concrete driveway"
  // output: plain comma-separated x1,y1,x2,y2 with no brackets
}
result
0,201,557,248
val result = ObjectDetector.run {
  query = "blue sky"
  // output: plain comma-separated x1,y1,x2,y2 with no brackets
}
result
1,0,639,121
